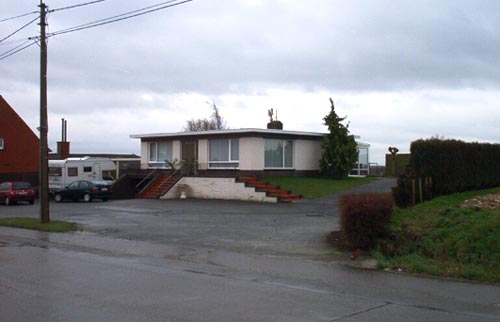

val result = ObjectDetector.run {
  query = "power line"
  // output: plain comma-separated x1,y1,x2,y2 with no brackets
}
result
0,11,38,23
48,0,193,37
0,15,40,44
49,0,108,13
0,0,193,60
0,37,31,47
0,40,37,60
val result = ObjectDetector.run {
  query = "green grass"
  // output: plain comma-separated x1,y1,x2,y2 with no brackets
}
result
0,217,77,233
260,176,377,199
376,187,500,283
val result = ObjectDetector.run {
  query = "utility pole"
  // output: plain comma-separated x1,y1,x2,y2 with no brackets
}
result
39,1,50,223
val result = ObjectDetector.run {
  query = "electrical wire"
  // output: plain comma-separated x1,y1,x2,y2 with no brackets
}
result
0,15,40,44
49,0,108,13
0,40,37,60
48,0,193,37
0,0,193,60
0,11,38,23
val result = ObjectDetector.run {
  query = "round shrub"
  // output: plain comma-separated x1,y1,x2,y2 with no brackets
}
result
340,193,394,250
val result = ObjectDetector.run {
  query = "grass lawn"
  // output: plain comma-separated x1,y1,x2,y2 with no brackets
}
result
260,176,378,199
0,217,77,233
374,187,500,283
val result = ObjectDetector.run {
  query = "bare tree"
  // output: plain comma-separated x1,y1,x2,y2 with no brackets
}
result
184,102,228,131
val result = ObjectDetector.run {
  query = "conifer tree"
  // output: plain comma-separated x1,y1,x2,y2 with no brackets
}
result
319,98,358,178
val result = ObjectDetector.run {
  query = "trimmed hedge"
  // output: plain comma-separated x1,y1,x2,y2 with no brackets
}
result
385,153,411,177
340,193,394,250
410,139,500,195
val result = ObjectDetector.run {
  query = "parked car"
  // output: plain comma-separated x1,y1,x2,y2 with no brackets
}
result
0,181,36,206
54,180,112,203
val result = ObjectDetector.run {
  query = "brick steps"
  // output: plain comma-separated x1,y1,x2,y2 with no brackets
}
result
236,177,302,203
139,174,179,199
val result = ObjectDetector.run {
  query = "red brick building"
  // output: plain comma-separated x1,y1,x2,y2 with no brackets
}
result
0,95,39,186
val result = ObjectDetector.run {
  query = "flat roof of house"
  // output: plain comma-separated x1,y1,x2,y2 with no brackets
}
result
130,128,327,139
129,128,369,146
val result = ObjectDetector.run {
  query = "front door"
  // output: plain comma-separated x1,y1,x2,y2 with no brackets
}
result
181,141,197,174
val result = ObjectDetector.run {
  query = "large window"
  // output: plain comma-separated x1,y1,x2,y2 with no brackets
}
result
0,137,4,150
209,139,239,168
265,139,293,168
351,146,370,176
148,142,157,162
148,141,173,167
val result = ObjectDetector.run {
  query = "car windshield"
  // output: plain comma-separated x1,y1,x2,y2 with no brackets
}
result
13,182,32,190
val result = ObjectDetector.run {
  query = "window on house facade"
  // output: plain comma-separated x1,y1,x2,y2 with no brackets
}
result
148,141,173,167
83,166,92,173
158,142,173,163
148,142,157,162
0,137,4,150
351,146,370,176
264,139,293,168
209,138,239,168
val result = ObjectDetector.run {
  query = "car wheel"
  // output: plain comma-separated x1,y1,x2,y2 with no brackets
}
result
5,197,9,206
102,198,108,202
54,194,62,203
29,200,34,205
83,193,92,203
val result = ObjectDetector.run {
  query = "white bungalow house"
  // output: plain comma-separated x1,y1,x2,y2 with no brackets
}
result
130,128,370,176
128,128,370,202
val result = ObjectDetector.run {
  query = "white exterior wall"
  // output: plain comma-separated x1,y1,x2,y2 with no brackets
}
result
140,141,148,169
239,137,264,170
197,139,208,170
172,140,181,161
294,139,322,170
161,177,277,203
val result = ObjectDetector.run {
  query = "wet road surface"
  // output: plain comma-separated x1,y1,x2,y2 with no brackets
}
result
1,178,500,321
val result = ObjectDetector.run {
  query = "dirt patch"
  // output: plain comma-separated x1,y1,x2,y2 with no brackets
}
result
462,194,500,210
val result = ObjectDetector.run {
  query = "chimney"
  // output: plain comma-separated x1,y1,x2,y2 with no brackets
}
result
57,118,70,159
266,108,283,129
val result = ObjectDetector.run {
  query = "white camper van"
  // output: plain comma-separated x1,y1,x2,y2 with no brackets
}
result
49,157,117,192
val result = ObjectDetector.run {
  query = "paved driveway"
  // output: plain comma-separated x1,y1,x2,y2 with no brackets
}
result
0,178,397,258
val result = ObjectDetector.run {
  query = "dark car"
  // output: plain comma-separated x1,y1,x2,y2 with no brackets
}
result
0,181,36,206
54,180,112,203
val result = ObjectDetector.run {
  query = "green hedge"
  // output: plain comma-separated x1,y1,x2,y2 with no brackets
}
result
385,153,411,177
410,139,500,195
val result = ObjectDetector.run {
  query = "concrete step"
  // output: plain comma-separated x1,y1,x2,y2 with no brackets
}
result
236,176,302,203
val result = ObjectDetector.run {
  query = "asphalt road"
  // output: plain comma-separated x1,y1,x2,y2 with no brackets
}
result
1,178,499,321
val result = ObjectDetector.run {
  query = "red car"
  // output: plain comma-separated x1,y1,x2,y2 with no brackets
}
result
0,181,36,206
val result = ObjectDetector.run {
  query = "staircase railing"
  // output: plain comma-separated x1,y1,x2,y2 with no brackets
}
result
159,169,183,196
136,168,159,196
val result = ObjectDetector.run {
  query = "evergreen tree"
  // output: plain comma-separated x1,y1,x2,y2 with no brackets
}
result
319,98,358,178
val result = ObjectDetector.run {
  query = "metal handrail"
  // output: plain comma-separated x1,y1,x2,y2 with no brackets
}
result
136,168,158,191
159,169,183,196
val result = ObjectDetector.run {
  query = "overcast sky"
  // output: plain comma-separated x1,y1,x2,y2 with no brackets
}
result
1,0,499,164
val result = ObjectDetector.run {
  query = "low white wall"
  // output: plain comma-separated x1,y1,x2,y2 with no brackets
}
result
161,177,277,203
